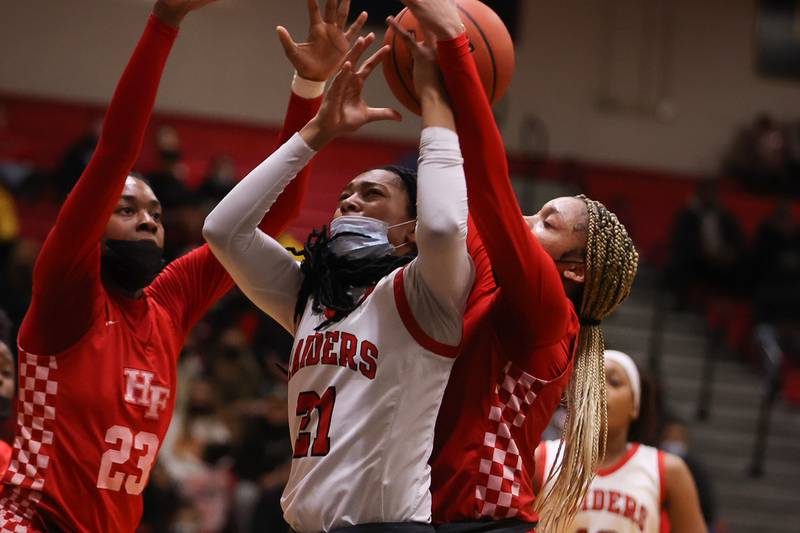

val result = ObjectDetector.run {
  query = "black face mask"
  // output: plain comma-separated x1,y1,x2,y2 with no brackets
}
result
159,148,182,164
102,239,165,293
0,396,12,419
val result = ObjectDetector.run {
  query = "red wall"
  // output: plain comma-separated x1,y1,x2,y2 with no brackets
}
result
3,93,799,259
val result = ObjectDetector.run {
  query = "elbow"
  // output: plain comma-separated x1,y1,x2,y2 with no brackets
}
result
202,214,227,250
417,217,467,249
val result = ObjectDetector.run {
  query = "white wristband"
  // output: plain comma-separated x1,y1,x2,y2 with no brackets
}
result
291,72,326,99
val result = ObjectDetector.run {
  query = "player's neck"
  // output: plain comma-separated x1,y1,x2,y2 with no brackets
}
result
600,428,630,470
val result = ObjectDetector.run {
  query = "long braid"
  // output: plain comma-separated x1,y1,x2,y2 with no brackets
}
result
535,195,639,532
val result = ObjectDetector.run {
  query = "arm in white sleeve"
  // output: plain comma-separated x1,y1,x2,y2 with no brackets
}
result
202,133,315,333
404,126,474,346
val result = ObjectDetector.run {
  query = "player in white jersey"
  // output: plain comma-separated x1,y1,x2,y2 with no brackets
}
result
535,351,707,533
203,24,474,533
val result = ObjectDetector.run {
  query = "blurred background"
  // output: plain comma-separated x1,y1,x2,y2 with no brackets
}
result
1,0,800,531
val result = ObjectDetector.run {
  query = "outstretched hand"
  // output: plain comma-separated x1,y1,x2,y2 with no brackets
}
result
300,37,402,150
153,0,217,27
398,0,464,40
277,0,369,82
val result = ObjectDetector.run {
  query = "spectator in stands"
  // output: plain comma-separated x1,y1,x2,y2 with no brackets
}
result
753,201,800,322
147,125,191,209
724,113,792,193
159,378,234,532
199,154,237,204
0,238,38,334
665,179,747,310
55,117,102,198
0,310,15,477
661,418,717,530
0,179,18,267
231,393,292,533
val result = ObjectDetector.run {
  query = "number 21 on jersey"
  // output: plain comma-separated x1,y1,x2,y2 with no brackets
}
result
294,387,336,458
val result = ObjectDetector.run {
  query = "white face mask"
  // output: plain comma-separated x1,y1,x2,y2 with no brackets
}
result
328,215,415,260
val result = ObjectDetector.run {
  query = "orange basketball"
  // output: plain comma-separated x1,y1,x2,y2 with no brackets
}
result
383,0,515,115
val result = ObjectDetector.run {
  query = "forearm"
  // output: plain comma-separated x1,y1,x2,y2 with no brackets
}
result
203,134,314,332
420,86,456,132
22,15,177,353
414,127,471,311
35,15,177,285
257,76,324,236
204,133,315,251
438,34,569,341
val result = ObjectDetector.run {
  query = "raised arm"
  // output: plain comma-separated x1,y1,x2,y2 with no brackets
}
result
202,134,312,333
18,2,209,355
391,24,472,348
149,0,371,334
396,1,571,350
265,0,368,236
204,37,400,333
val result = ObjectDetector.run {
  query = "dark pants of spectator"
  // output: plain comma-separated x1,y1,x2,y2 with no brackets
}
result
435,519,535,532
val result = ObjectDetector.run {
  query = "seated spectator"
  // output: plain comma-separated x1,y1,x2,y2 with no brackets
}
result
724,113,792,194
54,117,102,198
665,180,747,310
0,181,18,267
198,154,237,204
661,418,717,530
159,378,233,533
752,200,800,322
147,125,191,209
0,314,16,478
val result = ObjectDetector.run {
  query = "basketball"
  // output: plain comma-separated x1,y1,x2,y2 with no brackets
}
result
382,0,515,115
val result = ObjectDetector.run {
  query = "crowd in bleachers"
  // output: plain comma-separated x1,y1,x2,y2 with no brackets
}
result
1,97,799,530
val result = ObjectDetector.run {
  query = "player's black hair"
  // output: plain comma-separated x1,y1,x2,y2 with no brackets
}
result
128,172,149,186
628,370,660,447
379,165,417,218
290,166,418,330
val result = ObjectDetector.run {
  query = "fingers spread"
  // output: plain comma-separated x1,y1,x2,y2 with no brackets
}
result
337,0,351,28
323,0,337,24
345,11,368,41
343,33,375,66
356,45,391,79
307,0,322,24
276,26,298,56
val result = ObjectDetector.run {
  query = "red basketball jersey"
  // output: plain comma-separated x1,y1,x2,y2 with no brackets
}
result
0,12,318,532
430,232,579,523
0,247,230,532
430,35,581,524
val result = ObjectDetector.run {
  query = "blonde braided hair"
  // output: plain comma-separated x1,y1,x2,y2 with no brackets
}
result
535,195,639,532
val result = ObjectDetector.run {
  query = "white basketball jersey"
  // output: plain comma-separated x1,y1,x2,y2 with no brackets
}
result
281,267,457,533
541,440,665,533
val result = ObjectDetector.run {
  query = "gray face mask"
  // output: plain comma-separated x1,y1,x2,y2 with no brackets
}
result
328,216,415,261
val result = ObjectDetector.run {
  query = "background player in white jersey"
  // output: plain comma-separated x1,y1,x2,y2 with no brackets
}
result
203,24,474,533
536,350,707,533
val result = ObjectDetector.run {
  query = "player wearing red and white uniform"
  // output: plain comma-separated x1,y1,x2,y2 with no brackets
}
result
204,31,474,533
0,0,369,529
539,440,665,533
535,350,707,533
389,3,639,532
